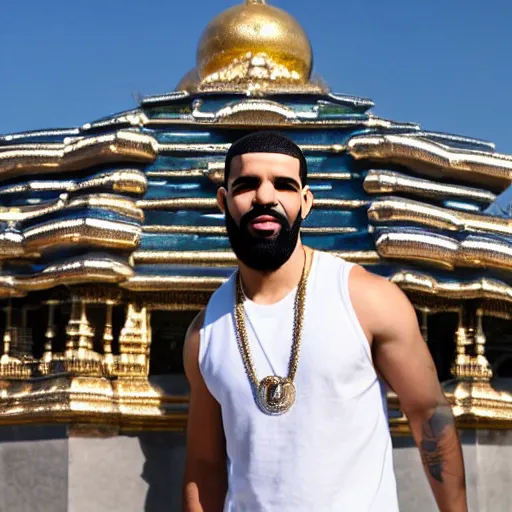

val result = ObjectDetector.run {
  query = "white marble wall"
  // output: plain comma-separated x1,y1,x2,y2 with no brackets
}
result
0,426,68,512
1,427,512,511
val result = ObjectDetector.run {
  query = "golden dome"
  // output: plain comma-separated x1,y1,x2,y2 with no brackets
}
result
196,0,313,83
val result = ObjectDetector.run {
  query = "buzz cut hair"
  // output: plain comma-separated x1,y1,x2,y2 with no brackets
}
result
224,131,308,188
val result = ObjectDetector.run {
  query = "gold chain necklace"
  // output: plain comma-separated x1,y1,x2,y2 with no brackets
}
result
234,250,312,415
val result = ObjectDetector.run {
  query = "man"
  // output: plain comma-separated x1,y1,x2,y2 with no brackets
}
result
183,132,467,511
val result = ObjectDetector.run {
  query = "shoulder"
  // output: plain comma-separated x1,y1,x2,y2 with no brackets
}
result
183,310,205,381
204,272,236,313
348,264,407,300
185,309,205,340
315,251,393,294
348,264,389,289
312,250,352,275
347,265,418,339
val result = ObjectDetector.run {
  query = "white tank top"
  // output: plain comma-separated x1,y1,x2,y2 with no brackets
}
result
199,251,399,512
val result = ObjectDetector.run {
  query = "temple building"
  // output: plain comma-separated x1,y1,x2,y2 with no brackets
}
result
0,1,511,510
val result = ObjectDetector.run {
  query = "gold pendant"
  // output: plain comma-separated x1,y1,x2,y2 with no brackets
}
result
257,376,296,415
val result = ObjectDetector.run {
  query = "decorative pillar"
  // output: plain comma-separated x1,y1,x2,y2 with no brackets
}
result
103,300,115,368
474,308,493,380
65,298,94,356
63,297,100,375
0,301,12,365
115,303,150,376
451,307,492,381
42,300,58,364
16,307,34,360
0,301,30,378
112,303,160,416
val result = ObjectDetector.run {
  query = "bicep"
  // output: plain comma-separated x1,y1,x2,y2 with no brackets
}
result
183,313,226,469
368,283,445,415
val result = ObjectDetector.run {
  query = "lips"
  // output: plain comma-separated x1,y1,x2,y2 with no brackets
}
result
249,215,282,235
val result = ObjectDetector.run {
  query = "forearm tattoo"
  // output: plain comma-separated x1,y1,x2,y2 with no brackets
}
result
420,403,455,483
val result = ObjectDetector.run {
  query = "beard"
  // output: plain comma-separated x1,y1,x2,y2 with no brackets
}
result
224,202,302,272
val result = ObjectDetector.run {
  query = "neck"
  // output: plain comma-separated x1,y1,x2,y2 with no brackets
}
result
238,241,309,305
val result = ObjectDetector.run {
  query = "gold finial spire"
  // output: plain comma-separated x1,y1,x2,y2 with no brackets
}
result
194,0,313,88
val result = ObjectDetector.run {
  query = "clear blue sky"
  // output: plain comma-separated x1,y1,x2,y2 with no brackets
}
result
2,0,512,153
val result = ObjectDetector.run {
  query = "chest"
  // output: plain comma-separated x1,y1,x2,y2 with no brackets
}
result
208,296,374,408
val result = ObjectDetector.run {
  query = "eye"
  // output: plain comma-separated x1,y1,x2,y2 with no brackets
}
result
274,180,299,192
277,183,295,191
231,178,259,193
232,185,255,197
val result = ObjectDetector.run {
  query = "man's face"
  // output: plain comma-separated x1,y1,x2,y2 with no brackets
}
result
217,152,313,271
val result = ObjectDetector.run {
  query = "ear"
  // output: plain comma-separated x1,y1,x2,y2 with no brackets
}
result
301,185,314,220
217,186,227,213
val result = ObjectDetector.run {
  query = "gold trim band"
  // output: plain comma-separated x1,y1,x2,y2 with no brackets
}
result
137,198,367,210
369,197,512,236
157,142,347,154
348,134,512,191
0,131,157,181
376,231,512,272
132,250,380,266
142,225,357,235
146,168,355,184
364,169,496,204
0,256,133,298
390,271,512,303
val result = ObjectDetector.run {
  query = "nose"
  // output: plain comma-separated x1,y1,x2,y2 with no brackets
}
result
253,180,277,207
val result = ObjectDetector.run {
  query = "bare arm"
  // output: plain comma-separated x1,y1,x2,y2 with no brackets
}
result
350,267,467,512
183,311,228,512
